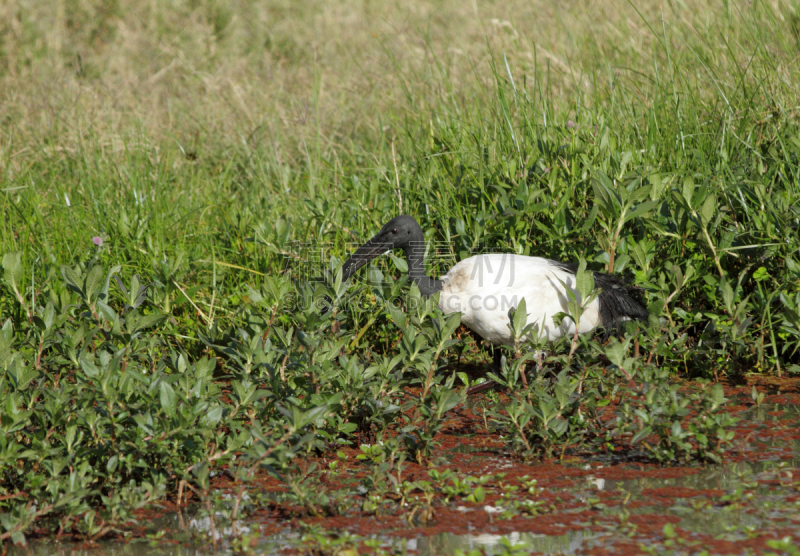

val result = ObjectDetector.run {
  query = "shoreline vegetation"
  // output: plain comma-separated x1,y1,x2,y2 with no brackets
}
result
2,0,800,550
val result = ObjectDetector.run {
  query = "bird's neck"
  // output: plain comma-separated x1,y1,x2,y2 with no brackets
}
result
404,243,443,297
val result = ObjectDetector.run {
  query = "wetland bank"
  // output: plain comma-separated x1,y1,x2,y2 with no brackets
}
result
3,0,800,554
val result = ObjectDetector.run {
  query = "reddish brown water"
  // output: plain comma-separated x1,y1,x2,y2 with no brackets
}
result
13,376,800,555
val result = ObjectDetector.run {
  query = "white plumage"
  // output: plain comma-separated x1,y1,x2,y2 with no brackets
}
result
438,254,600,345
340,215,648,355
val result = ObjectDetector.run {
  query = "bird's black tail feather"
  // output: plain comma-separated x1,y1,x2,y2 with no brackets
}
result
593,272,649,335
552,261,649,336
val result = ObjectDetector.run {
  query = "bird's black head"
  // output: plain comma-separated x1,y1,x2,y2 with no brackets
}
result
340,215,424,282
375,215,421,249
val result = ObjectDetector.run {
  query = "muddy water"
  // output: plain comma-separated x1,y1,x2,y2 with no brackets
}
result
10,397,800,555
14,460,800,555
8,545,208,556
415,530,592,554
418,460,800,554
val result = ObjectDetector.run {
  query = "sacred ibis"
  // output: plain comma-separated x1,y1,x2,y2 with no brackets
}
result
339,215,648,368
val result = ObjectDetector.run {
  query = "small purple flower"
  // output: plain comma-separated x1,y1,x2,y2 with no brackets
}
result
92,236,103,247
567,120,576,129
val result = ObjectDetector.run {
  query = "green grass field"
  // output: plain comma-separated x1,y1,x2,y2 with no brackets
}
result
2,0,800,548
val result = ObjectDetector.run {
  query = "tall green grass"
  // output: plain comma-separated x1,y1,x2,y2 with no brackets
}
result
1,0,800,545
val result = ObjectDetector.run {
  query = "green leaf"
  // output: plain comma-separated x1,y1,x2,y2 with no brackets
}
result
710,382,727,407
663,522,676,539
576,203,599,233
389,252,408,273
473,486,486,503
84,265,104,301
592,171,621,219
720,278,734,313
274,218,290,248
10,531,25,546
65,424,78,452
333,264,344,297
128,274,139,299
700,193,717,226
0,319,12,345
302,405,331,427
387,303,407,330
319,337,350,362
80,356,101,378
245,284,264,304
575,259,595,301
133,313,167,334
368,266,384,285
683,263,696,286
567,299,581,323
203,406,224,426
159,381,177,416
408,282,422,315
101,265,123,301
752,266,769,282
8,359,38,391
604,337,629,368
43,301,55,330
1,252,24,299
631,426,653,445
434,388,464,417
61,265,83,296
97,301,118,324
442,312,462,339
682,176,696,207
511,297,528,337
625,199,660,222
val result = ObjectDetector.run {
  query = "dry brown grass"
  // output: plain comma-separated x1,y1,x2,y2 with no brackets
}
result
1,0,798,173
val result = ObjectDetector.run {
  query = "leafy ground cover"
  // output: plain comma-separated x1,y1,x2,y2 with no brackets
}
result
2,0,800,552
11,379,800,555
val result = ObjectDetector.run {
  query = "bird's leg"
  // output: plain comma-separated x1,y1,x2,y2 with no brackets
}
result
467,377,498,396
492,347,504,372
466,345,503,396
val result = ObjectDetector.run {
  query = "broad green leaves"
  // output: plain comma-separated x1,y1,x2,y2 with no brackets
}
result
2,252,25,305
159,380,177,416
592,173,660,273
6,357,39,391
511,297,529,339
2,6,799,538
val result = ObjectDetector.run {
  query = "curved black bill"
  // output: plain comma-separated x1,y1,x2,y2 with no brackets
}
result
340,236,394,283
319,233,394,315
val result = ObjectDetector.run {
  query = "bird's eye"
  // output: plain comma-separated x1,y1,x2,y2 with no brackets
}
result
392,228,398,234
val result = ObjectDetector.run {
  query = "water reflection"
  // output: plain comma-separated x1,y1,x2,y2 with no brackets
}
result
10,403,800,555
8,542,210,556
415,529,594,555
583,456,800,540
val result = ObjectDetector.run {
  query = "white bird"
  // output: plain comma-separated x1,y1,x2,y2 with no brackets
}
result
340,215,648,362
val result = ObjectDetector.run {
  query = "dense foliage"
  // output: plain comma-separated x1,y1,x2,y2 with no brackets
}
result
2,0,800,546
